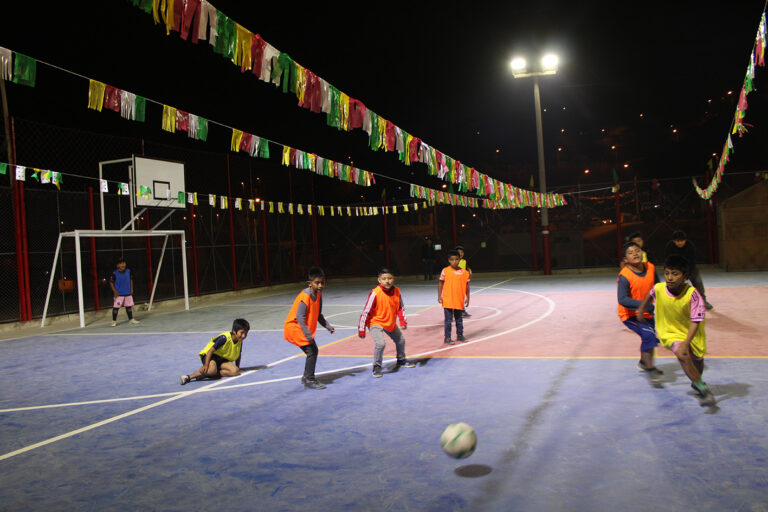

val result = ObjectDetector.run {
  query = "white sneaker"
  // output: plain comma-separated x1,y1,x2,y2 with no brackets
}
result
179,375,191,385
129,319,141,324
110,321,117,327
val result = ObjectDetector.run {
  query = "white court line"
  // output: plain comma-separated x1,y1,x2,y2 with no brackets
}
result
0,278,553,461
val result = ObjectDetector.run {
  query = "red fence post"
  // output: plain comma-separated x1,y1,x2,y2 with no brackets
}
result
10,117,31,320
145,214,154,295
188,203,200,297
88,186,100,311
530,208,538,271
226,155,238,291
261,207,270,286
615,190,622,262
451,204,458,249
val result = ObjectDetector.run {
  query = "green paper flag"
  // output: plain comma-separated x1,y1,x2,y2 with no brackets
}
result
0,163,6,175
612,168,619,182
12,53,36,87
134,96,146,122
198,117,209,141
177,191,185,204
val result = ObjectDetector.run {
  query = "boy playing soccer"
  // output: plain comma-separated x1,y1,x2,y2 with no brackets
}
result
637,255,715,405
438,249,470,345
179,318,250,385
109,257,140,327
455,245,472,317
617,242,662,382
284,267,335,390
358,268,416,378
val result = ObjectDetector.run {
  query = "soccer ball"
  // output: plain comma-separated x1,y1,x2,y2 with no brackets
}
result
440,422,477,459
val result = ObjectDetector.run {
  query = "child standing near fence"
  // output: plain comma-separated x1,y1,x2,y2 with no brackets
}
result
438,250,471,345
110,257,140,327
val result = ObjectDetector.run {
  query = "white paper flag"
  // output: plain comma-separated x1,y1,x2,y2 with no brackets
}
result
41,171,51,184
15,166,25,181
187,193,194,204
209,194,215,206
100,179,109,193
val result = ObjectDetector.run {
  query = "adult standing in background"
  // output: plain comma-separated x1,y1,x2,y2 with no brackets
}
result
421,236,435,280
665,230,714,309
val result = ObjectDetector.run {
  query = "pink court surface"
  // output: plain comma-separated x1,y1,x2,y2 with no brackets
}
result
1,268,767,511
322,283,766,360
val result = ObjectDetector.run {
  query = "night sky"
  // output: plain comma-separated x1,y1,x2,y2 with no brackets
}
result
2,1,767,195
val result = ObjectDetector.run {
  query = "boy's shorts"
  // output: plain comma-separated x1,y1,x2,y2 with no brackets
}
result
200,353,231,372
113,295,135,308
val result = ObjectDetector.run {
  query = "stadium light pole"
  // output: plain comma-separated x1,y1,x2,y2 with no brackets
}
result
511,54,559,275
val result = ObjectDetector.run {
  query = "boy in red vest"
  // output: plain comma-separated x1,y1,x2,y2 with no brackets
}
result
358,268,416,378
618,242,662,382
284,267,335,390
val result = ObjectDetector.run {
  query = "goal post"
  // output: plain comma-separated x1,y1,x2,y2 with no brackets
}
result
41,229,189,328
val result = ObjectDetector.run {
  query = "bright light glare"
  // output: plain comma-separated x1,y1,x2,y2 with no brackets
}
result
541,54,559,70
510,57,527,71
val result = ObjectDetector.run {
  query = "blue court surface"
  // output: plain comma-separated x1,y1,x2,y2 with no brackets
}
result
1,270,767,511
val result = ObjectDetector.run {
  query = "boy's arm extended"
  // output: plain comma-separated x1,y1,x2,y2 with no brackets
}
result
636,292,653,322
201,346,216,373
358,291,376,337
437,280,444,304
398,294,407,330
465,282,470,308
317,296,335,334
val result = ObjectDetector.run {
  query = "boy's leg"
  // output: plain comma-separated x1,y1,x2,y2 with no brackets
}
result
124,295,140,323
300,342,319,379
218,361,240,377
112,308,119,321
389,326,406,361
455,309,464,337
443,308,453,341
369,326,388,369
623,319,661,374
126,306,133,320
671,341,703,383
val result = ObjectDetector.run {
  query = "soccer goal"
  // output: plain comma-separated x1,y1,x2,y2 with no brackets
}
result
40,156,190,328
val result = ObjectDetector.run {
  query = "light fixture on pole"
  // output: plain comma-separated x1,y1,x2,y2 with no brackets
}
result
510,52,559,275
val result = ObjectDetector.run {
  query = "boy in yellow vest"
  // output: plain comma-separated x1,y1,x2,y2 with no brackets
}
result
284,267,335,390
358,268,416,378
618,242,662,382
179,318,250,385
637,255,715,405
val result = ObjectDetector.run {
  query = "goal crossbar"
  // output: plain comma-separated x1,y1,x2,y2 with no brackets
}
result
41,229,189,328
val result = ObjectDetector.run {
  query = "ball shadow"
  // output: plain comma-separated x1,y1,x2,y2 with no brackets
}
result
454,464,493,478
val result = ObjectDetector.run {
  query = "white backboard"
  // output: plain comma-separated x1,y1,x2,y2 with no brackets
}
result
132,156,186,209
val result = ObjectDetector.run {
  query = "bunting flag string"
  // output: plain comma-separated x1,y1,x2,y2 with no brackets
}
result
1,41,564,207
128,3,555,204
694,11,766,199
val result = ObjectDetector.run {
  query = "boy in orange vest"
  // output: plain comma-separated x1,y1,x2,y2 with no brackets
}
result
618,242,662,382
284,267,335,389
358,268,416,378
438,249,471,345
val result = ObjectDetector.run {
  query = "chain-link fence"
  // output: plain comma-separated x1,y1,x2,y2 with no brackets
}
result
2,117,760,323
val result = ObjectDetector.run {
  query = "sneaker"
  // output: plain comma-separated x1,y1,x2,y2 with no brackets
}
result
637,360,663,374
456,335,467,343
179,375,191,386
444,337,453,345
372,365,383,378
129,319,141,324
110,321,117,327
462,311,471,317
646,368,663,384
699,388,716,406
396,359,416,368
705,302,714,310
302,377,326,389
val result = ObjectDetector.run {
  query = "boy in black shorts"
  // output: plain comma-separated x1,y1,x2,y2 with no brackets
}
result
179,318,250,385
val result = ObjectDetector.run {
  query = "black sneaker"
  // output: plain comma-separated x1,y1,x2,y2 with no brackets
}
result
396,359,416,368
646,368,663,384
705,302,714,310
699,388,716,406
302,377,326,389
444,337,453,345
372,365,383,378
462,311,471,317
637,361,663,375
456,335,467,343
